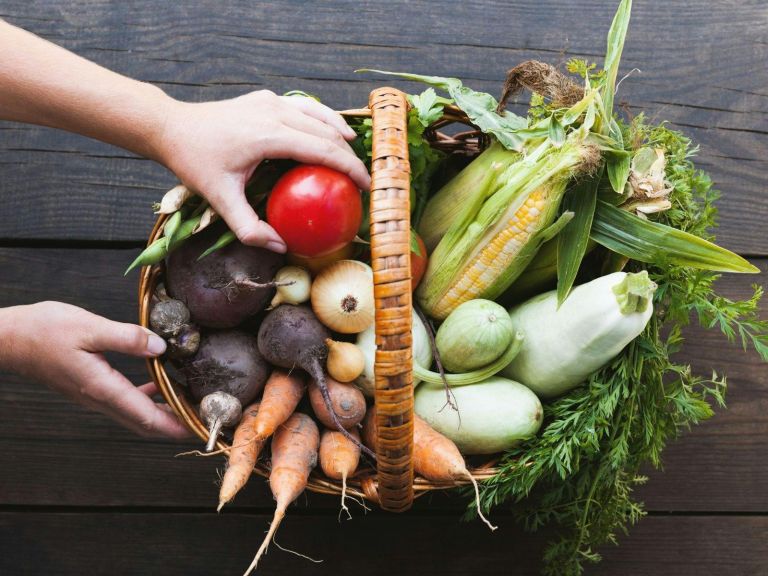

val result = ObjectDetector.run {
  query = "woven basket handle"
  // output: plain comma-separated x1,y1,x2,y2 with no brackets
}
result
368,87,414,512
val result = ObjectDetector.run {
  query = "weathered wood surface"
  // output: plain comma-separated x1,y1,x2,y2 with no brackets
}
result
1,513,766,576
0,0,766,574
0,0,766,253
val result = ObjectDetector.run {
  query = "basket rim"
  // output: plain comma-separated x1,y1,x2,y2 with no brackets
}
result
137,100,502,507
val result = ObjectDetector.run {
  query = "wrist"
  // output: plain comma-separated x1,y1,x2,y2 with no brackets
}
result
0,305,26,372
125,82,178,164
150,96,190,177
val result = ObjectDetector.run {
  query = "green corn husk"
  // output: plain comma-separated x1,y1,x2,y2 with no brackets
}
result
418,141,520,251
592,201,759,273
497,238,560,305
417,135,599,319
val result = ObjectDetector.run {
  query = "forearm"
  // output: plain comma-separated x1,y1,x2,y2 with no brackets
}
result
0,19,173,161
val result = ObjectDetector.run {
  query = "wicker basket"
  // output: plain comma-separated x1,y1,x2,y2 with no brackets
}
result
138,87,500,512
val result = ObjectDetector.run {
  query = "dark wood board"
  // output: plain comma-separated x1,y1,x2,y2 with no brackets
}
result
0,512,766,576
0,1,767,573
0,0,765,253
0,247,765,511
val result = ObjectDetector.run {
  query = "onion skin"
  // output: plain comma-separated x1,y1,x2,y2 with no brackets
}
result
325,339,365,383
310,260,374,334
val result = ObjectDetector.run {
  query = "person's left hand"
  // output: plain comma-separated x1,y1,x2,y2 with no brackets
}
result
0,301,191,439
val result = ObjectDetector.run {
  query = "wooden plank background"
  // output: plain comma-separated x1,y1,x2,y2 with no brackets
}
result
0,1,765,574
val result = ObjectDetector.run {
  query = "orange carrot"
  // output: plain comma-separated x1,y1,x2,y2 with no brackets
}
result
362,407,496,531
218,402,264,511
319,428,361,516
243,412,319,576
253,370,306,440
308,375,366,430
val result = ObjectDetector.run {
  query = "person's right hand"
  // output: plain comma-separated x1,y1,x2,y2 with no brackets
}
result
156,91,370,252
0,301,190,439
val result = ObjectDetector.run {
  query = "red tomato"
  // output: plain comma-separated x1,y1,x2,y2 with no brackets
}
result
267,165,362,257
411,232,428,289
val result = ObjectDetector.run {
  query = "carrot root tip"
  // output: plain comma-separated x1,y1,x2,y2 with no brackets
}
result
243,508,286,576
467,473,497,532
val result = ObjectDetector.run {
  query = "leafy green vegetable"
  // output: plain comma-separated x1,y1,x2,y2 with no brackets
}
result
470,114,768,576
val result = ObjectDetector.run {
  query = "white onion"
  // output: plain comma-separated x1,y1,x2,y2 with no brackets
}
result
311,260,374,334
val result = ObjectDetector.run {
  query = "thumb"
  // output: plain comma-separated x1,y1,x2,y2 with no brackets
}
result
204,179,287,252
86,318,167,358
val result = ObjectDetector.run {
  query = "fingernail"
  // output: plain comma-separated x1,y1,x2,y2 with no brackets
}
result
146,331,167,356
344,125,356,139
266,240,287,253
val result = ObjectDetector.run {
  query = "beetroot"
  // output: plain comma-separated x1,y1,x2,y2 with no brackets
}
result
166,224,285,328
257,304,375,460
182,330,269,406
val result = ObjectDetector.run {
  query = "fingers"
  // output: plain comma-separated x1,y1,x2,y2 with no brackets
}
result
83,314,167,357
280,111,355,155
137,381,160,397
280,95,356,140
203,178,287,251
77,358,191,439
268,127,371,191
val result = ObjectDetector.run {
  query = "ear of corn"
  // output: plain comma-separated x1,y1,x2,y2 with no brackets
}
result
418,141,520,251
417,136,596,319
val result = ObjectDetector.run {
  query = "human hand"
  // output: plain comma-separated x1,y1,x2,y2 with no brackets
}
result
0,301,190,439
157,92,371,252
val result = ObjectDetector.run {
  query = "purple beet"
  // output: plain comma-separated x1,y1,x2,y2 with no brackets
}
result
182,330,270,406
166,224,285,328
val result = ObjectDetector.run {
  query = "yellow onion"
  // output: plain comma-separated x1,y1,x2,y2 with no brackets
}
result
311,260,374,333
325,339,366,382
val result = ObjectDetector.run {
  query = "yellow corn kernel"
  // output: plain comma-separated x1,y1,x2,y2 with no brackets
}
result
429,189,549,318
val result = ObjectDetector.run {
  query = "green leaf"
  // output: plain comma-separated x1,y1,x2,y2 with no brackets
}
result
601,0,632,122
560,90,597,126
358,69,530,151
556,176,599,304
606,151,631,193
591,201,759,273
548,114,565,147
408,88,449,127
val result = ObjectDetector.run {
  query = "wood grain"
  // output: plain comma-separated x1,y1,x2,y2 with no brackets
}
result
0,247,764,510
0,2,766,572
0,512,765,576
0,0,765,252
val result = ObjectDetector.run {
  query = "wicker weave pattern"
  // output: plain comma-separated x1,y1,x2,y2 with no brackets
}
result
367,88,414,512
